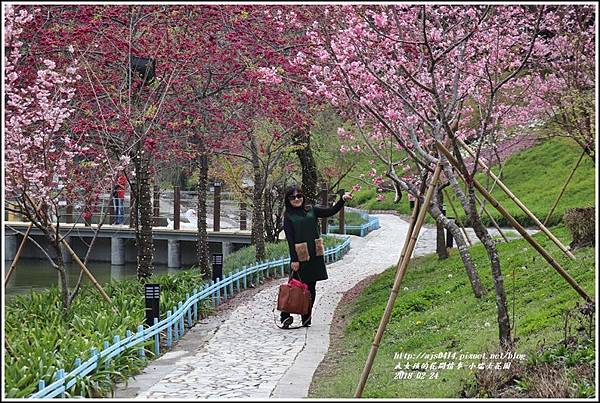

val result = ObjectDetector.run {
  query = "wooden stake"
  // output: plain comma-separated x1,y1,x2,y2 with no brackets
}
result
355,162,442,398
436,141,593,304
50,226,118,312
457,137,575,260
443,188,473,246
543,147,586,226
478,162,505,217
19,195,117,312
475,194,509,243
4,222,34,286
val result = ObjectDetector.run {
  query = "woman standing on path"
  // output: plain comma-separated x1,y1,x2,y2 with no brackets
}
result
280,185,353,328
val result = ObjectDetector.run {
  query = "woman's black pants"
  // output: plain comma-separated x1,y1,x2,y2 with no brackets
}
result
280,271,316,324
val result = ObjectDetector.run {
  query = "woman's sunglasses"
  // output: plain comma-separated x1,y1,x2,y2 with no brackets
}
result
288,194,304,200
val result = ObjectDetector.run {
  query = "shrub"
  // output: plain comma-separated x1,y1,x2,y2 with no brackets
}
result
563,207,595,250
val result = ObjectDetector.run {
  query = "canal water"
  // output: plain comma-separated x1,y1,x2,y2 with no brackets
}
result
4,259,182,300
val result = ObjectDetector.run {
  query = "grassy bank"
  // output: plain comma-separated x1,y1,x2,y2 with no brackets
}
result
309,224,595,398
341,137,595,227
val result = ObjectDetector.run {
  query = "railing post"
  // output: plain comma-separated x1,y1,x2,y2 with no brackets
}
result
154,318,160,356
153,185,160,226
173,306,179,341
38,380,45,395
137,325,145,360
257,262,262,284
239,201,247,230
243,266,247,289
210,280,216,306
57,369,65,398
173,186,180,230
103,340,110,369
90,347,99,380
178,302,184,334
113,336,120,355
216,279,222,304
213,182,221,232
223,275,228,300
166,311,172,347
193,288,198,321
186,293,192,326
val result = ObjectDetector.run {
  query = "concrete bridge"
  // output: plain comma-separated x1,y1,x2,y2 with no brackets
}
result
4,222,253,268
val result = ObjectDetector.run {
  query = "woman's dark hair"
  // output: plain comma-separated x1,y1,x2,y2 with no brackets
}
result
284,184,311,214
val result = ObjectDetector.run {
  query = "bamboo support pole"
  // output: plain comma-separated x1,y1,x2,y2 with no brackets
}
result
436,141,593,304
355,162,442,398
51,227,118,312
479,162,505,217
456,137,575,260
475,194,509,243
4,222,34,286
442,188,473,246
18,196,117,311
543,147,586,226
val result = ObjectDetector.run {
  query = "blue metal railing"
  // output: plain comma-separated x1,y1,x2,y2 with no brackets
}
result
29,236,352,399
328,215,380,237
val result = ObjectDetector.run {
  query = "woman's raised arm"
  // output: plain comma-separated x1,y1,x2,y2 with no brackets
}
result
313,197,345,218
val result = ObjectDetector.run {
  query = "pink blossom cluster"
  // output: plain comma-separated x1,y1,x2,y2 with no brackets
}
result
4,5,128,213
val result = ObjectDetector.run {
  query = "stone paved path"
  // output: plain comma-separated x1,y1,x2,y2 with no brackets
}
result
114,214,537,399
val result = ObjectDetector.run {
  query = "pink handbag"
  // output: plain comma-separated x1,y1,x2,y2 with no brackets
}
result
288,278,308,290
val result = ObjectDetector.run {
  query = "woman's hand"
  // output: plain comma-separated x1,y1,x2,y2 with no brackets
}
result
291,261,300,271
342,192,353,201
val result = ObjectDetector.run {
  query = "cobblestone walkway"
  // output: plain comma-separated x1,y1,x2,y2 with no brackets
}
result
115,214,536,399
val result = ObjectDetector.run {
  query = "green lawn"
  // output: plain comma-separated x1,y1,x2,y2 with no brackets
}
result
341,137,595,227
309,224,595,398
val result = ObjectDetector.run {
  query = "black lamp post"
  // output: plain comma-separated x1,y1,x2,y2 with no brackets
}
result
129,56,156,85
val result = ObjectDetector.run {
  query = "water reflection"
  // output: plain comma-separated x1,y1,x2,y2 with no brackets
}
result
4,259,182,298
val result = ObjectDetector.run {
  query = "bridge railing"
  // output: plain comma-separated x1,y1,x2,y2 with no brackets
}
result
7,187,362,234
28,236,352,399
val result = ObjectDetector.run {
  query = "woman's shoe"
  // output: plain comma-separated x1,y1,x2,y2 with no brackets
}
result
281,317,293,329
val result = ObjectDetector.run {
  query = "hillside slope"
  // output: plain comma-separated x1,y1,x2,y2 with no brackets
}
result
342,137,595,227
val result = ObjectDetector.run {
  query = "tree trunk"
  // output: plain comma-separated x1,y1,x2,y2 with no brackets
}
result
293,127,319,205
435,186,449,260
441,160,512,349
386,169,485,298
197,154,210,279
466,186,513,351
250,136,266,261
135,150,154,281
428,203,485,298
50,238,70,310
263,187,277,243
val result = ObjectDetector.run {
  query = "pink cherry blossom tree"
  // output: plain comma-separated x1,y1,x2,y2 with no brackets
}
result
280,4,575,350
4,5,128,309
